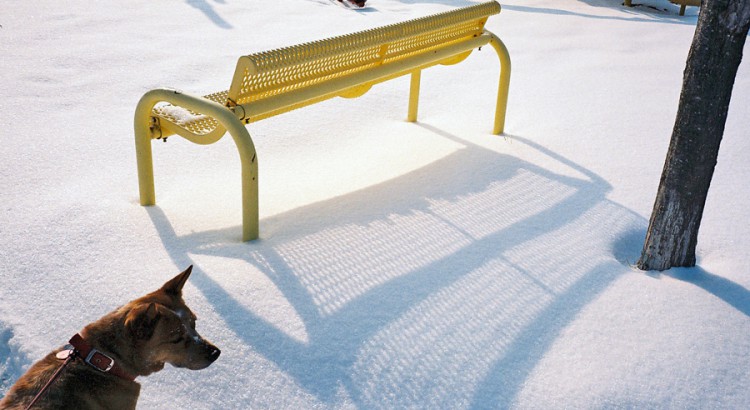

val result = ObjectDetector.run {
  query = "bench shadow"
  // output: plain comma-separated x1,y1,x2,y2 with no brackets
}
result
146,127,646,407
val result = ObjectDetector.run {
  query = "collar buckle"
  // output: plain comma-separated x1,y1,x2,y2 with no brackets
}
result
84,349,115,373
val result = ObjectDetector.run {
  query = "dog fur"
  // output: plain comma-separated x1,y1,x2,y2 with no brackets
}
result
0,266,220,409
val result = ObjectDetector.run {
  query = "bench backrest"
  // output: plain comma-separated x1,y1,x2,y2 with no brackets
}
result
227,1,501,121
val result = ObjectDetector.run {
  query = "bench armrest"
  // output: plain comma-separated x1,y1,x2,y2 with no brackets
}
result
136,89,235,145
134,88,259,240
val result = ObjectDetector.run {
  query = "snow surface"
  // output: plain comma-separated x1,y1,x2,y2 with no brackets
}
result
2,0,749,408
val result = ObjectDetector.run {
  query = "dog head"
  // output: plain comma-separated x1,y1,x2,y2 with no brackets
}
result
124,266,220,374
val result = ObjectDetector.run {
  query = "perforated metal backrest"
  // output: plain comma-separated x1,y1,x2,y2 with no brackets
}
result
227,1,501,108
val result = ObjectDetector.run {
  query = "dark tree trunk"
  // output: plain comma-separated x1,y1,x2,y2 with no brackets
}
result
638,0,750,271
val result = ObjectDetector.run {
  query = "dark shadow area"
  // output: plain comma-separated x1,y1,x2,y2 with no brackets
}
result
612,228,750,318
613,227,647,266
503,2,696,25
0,321,31,396
580,0,685,13
469,259,623,408
146,127,645,406
665,267,750,318
579,0,750,37
186,0,232,29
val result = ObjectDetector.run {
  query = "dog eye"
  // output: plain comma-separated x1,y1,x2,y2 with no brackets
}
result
169,327,184,343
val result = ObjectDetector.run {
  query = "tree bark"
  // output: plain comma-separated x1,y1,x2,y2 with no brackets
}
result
638,0,750,271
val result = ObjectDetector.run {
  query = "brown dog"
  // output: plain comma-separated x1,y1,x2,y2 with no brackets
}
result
0,266,220,409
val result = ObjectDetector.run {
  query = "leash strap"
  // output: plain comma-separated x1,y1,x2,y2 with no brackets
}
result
24,334,137,409
25,350,76,410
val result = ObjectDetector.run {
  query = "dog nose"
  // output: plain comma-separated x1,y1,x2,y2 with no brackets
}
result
209,346,221,362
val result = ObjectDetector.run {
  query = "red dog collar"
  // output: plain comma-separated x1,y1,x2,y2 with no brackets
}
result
69,333,136,381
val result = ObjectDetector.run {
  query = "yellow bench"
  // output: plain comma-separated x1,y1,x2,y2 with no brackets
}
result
669,0,700,15
134,1,511,241
624,0,699,15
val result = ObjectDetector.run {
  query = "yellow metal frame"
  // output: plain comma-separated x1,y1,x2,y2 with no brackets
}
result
669,0,700,15
624,0,699,15
134,1,511,241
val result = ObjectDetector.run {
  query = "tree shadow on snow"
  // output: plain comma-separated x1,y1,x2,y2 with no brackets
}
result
607,227,750,319
664,268,750,318
146,127,646,407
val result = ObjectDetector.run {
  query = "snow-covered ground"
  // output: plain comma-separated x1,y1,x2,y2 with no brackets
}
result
2,0,749,408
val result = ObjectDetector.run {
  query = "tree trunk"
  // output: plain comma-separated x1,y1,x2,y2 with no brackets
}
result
637,0,750,271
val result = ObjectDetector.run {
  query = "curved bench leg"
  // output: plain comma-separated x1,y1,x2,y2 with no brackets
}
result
135,95,158,206
134,89,259,241
488,31,511,135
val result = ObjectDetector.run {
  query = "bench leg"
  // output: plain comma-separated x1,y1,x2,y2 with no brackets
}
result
488,31,512,135
134,97,158,206
134,89,259,241
408,70,421,122
223,118,260,242
679,4,686,15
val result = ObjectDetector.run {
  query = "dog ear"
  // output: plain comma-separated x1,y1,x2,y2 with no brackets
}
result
126,303,161,340
160,265,193,296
